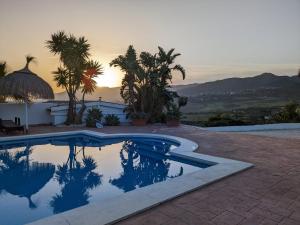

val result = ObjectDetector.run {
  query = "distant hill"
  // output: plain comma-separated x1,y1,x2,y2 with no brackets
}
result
174,73,300,96
174,73,300,123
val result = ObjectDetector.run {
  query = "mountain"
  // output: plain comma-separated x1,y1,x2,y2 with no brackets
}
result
173,73,300,116
174,73,300,97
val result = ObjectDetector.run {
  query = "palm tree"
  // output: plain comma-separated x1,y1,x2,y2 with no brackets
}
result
110,45,186,122
75,60,103,124
110,45,139,114
0,61,7,102
138,47,186,120
46,31,102,124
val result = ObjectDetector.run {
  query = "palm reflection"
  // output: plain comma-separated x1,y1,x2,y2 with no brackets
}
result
50,142,102,214
110,140,183,192
0,146,55,209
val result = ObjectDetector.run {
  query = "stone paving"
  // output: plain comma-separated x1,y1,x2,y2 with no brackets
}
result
2,125,300,225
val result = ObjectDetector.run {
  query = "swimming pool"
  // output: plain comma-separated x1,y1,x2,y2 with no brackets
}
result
0,131,252,225
0,132,211,225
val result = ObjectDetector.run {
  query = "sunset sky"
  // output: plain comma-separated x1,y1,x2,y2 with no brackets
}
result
0,0,299,92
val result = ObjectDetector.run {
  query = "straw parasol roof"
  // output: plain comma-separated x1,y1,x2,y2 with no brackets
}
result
0,56,54,101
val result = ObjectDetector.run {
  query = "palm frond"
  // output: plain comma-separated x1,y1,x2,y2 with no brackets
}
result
173,64,186,80
53,67,69,88
0,61,7,77
25,55,36,68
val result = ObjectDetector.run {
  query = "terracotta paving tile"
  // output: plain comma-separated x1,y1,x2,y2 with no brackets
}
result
238,213,266,225
249,207,284,222
10,125,300,225
278,218,300,225
257,203,294,217
211,211,244,225
119,211,170,225
260,218,279,225
175,211,215,225
289,210,300,222
158,203,189,218
161,218,188,225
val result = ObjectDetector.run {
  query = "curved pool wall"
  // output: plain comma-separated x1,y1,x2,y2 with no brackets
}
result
0,130,253,225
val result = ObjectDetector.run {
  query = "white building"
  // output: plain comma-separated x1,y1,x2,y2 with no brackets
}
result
0,101,129,126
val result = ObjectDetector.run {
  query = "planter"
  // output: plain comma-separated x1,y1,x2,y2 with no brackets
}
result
131,118,147,126
166,119,180,127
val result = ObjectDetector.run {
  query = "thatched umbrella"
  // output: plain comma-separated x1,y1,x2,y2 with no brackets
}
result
0,56,54,132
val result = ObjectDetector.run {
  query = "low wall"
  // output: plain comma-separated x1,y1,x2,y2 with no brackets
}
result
0,101,129,126
50,101,128,125
0,102,54,125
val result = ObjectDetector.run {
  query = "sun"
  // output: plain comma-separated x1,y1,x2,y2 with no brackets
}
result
95,66,120,87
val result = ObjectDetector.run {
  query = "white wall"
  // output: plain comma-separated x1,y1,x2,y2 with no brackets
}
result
0,101,129,126
0,102,54,125
50,101,129,125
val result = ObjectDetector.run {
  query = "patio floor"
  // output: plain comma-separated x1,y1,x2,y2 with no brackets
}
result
2,125,300,225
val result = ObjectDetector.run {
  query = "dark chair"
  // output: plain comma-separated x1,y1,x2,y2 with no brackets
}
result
0,118,24,134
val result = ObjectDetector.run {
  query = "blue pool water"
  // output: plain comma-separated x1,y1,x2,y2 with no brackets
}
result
0,134,212,225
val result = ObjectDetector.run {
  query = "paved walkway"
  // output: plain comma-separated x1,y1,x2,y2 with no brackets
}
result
2,125,300,225
239,129,300,140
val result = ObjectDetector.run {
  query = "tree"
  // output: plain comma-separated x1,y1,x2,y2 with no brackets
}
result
110,45,186,122
0,61,7,102
75,60,103,124
143,47,186,120
46,31,102,124
110,45,139,114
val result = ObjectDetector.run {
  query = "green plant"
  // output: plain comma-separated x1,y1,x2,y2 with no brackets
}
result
166,105,181,120
130,112,148,120
46,31,102,124
110,45,186,123
272,101,300,122
0,61,7,102
204,113,245,127
86,108,103,127
104,114,120,126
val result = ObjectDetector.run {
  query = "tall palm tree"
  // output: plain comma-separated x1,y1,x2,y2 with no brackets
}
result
46,31,102,124
110,45,139,114
110,45,186,122
138,47,186,120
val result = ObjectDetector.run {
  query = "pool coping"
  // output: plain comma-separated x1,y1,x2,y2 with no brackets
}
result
0,130,253,225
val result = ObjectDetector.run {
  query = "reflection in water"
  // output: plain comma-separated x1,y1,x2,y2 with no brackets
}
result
0,146,55,209
110,140,183,192
0,136,204,225
50,143,102,214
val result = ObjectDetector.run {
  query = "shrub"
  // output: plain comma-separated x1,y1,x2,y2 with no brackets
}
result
86,108,103,127
130,112,148,120
166,105,181,121
204,114,245,127
104,114,120,126
272,102,300,122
